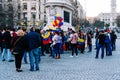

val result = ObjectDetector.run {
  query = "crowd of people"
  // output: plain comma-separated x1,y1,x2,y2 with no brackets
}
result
0,27,117,72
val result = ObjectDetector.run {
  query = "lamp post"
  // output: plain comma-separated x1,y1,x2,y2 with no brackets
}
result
24,17,27,28
84,0,87,28
32,13,35,27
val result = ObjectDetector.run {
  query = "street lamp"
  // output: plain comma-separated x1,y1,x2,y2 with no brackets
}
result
32,13,35,27
24,17,27,28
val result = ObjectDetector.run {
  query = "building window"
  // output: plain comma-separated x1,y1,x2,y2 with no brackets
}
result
8,4,13,11
64,11,70,23
31,13,36,19
0,4,2,11
18,4,20,9
31,3,36,10
23,12,27,18
23,3,27,10
8,0,12,2
112,23,114,26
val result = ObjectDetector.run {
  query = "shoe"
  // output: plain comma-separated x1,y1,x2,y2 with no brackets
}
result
36,68,39,71
8,60,14,62
16,69,23,72
58,56,61,59
108,54,112,56
2,59,5,61
70,55,73,57
30,69,34,71
55,56,58,59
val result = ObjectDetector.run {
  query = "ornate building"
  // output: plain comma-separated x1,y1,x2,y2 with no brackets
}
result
44,0,85,31
44,0,75,31
98,0,120,28
0,0,85,30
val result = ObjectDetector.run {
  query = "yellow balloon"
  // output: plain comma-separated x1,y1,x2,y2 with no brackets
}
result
56,19,60,24
56,13,60,17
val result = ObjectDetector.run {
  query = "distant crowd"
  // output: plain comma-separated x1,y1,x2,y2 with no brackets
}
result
0,27,117,72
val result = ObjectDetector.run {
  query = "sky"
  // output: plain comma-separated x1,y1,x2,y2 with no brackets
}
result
78,0,120,17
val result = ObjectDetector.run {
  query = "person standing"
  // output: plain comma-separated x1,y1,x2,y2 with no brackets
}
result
0,29,2,54
11,30,27,72
87,30,93,52
95,28,99,49
104,30,112,56
78,30,86,53
52,31,62,59
1,28,14,62
27,27,41,71
110,30,117,51
69,30,78,57
95,30,106,59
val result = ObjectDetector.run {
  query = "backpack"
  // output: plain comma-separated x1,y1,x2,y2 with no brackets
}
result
105,35,110,43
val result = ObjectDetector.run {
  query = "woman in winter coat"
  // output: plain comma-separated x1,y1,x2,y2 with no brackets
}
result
11,30,27,72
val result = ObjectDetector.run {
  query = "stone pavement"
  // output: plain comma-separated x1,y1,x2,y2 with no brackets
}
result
0,39,120,80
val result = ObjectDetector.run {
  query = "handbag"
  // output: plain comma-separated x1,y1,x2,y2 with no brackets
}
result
11,37,21,53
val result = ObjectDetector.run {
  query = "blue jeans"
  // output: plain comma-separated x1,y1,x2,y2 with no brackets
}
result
1,48,13,61
105,43,112,55
29,48,39,71
38,47,41,62
53,43,60,57
111,41,116,51
95,39,98,49
88,43,92,52
96,44,105,58
24,51,28,63
51,47,55,58
71,44,78,56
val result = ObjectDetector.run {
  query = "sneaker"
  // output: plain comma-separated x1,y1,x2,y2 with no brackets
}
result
2,59,5,61
70,55,73,57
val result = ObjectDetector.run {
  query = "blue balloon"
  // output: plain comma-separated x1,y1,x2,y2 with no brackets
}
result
54,16,56,20
58,22,63,26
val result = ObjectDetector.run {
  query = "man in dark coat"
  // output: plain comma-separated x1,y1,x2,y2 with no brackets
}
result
27,27,41,71
1,28,14,62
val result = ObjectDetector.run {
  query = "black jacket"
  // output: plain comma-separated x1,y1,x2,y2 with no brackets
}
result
12,36,27,53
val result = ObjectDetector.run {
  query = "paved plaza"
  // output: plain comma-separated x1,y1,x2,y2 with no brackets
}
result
0,38,120,80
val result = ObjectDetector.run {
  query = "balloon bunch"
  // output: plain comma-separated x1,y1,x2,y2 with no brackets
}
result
52,14,64,28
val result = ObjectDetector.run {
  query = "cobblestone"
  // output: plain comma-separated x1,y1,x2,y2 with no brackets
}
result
0,39,120,80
